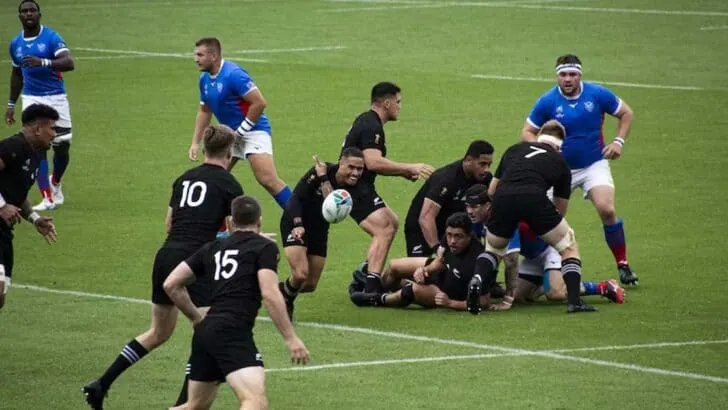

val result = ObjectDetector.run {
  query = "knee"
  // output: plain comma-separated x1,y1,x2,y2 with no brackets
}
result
291,267,309,284
252,165,281,190
242,394,268,410
147,325,174,347
545,288,567,301
381,212,399,238
596,204,616,222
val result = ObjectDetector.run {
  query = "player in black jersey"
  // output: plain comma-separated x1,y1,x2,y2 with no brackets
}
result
0,104,58,309
350,213,491,311
404,140,494,257
341,82,434,294
83,125,243,409
467,120,596,314
164,195,309,410
278,148,366,318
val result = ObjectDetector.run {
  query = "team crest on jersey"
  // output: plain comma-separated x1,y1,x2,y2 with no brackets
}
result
584,101,594,112
374,134,381,145
15,46,22,60
37,43,47,53
216,82,223,93
555,105,564,119
440,187,448,197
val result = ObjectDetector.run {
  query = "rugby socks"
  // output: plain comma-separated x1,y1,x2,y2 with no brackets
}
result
581,280,600,296
282,278,300,301
98,339,149,390
603,219,628,267
561,258,583,305
51,145,70,184
273,185,292,209
365,272,383,293
475,252,499,293
37,154,52,201
173,363,191,406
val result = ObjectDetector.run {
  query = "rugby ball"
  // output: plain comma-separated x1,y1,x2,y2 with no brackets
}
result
322,189,353,224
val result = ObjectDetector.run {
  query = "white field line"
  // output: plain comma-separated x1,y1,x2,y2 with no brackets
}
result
322,0,728,16
73,47,269,63
700,25,728,31
0,55,151,64
15,283,728,383
232,46,347,54
471,74,721,92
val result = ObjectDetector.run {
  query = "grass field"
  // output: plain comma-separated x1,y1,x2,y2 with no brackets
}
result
1,0,728,408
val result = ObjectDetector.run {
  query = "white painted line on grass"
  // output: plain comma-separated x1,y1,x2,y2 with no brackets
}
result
232,46,347,54
73,47,269,63
471,74,717,91
15,283,728,383
1,55,151,64
322,0,728,16
700,25,728,31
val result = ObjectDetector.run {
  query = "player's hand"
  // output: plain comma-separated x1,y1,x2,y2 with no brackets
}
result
407,164,435,181
285,336,310,365
0,204,22,226
413,266,428,284
602,142,623,160
313,154,327,177
489,295,514,311
4,107,15,126
434,291,451,308
33,216,57,244
188,143,199,161
22,55,43,68
291,227,305,242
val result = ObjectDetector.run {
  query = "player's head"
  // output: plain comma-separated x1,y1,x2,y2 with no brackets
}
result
445,212,472,254
202,125,235,164
464,184,491,224
370,82,402,121
21,103,58,150
337,147,365,186
462,140,494,182
555,54,582,96
536,120,566,150
195,38,222,73
229,195,262,232
18,1,41,31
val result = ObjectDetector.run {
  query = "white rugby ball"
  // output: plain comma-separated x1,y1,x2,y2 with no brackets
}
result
322,189,353,224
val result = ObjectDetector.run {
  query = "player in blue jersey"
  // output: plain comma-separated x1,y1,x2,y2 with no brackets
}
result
463,184,624,311
521,54,637,286
6,1,75,212
189,38,292,212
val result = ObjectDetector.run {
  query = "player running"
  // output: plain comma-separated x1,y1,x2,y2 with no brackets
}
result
521,54,637,285
189,38,292,211
0,104,58,309
83,125,243,410
350,213,491,311
467,120,596,314
403,140,493,257
278,148,366,319
341,82,434,294
164,195,309,410
7,1,75,211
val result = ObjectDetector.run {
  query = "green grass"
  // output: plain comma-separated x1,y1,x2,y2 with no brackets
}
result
1,0,728,408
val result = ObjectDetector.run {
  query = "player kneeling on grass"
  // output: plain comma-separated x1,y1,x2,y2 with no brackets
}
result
164,196,309,410
349,212,491,311
278,148,366,319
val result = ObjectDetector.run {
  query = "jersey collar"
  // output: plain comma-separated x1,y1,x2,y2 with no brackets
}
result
209,59,226,80
23,25,44,42
557,80,583,100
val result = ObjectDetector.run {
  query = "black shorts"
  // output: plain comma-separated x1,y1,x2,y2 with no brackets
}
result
0,229,14,281
404,227,436,257
151,246,212,306
280,215,329,257
189,318,264,382
349,181,388,224
487,193,563,238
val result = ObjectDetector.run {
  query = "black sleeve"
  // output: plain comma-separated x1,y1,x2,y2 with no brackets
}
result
168,177,181,208
257,242,280,273
0,138,17,170
357,125,385,152
423,172,451,206
553,157,572,199
285,167,319,221
185,242,214,278
494,146,515,179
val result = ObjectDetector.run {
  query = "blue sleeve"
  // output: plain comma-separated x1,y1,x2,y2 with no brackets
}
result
526,95,552,129
8,40,19,67
595,85,621,116
198,75,206,105
229,69,257,97
50,31,69,56
506,228,521,252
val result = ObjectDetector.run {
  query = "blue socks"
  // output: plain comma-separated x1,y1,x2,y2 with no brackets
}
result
273,185,292,209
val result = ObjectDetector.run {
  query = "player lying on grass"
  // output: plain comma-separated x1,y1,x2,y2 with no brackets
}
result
464,184,624,311
348,212,497,311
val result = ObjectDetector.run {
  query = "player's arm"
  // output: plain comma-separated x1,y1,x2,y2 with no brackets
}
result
552,161,572,216
50,50,74,72
286,167,319,228
521,97,551,141
362,148,432,180
163,261,203,325
520,121,539,142
488,177,499,197
8,66,22,104
612,100,633,143
418,199,441,249
19,197,56,243
190,103,213,160
235,88,267,135
436,292,490,311
165,206,172,233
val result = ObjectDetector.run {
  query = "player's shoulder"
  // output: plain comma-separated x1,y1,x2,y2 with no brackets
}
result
9,31,23,46
536,86,561,102
433,160,461,179
354,110,380,127
582,81,614,95
41,26,61,37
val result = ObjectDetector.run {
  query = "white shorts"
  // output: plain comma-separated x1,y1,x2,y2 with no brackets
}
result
570,159,614,198
232,130,273,159
0,266,9,295
518,246,561,277
22,94,73,142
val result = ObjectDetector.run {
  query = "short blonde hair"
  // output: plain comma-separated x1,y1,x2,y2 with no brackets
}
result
538,120,566,140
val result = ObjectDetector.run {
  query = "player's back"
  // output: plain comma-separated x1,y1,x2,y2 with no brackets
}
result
341,110,386,184
9,26,68,96
495,142,570,198
203,231,278,330
165,164,243,250
0,134,39,209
